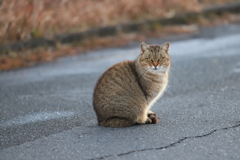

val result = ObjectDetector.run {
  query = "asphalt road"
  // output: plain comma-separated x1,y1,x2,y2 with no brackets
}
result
1,24,240,160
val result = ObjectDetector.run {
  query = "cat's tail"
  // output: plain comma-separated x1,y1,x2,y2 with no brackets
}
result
98,117,134,128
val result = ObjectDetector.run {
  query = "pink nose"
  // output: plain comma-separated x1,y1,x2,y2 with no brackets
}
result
153,62,158,67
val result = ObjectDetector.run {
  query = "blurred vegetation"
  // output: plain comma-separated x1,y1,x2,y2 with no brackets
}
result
0,0,239,70
0,0,237,46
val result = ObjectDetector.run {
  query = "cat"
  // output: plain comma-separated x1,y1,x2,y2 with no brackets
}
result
93,42,170,127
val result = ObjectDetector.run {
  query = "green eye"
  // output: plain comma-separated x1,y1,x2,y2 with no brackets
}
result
158,57,163,61
148,58,152,61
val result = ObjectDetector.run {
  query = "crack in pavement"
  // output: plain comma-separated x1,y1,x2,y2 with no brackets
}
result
88,123,240,160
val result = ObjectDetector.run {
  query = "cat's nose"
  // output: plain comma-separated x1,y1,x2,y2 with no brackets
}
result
154,66,158,70
153,62,158,67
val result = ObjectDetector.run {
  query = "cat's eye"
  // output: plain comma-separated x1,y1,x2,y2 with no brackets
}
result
148,58,152,61
158,57,163,61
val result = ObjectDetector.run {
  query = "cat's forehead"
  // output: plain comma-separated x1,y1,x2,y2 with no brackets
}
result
148,45,161,50
146,44,168,57
147,45,162,53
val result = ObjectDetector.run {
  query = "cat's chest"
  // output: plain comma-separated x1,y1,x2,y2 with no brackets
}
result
149,80,166,95
142,75,167,96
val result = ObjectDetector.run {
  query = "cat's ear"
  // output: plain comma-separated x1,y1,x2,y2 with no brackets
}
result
161,42,170,53
140,42,149,53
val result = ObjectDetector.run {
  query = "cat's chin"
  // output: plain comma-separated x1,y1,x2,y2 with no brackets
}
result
151,66,163,70
150,66,167,73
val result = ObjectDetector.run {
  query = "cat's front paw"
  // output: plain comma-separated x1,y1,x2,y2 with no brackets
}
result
147,113,158,124
145,117,152,124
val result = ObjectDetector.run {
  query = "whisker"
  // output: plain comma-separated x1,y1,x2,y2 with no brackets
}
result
170,67,176,71
168,67,176,76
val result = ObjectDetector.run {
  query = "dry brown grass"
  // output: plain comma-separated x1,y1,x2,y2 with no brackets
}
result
0,0,236,45
0,0,239,71
1,11,240,71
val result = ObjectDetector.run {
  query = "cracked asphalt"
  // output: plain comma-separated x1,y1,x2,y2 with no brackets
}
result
1,23,240,160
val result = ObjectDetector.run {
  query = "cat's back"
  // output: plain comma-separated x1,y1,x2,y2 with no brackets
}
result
93,60,143,108
94,60,136,94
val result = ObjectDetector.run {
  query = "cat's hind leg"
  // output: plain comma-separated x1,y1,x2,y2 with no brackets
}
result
98,117,134,128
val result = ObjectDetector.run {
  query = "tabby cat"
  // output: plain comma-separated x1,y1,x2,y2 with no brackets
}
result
93,42,170,127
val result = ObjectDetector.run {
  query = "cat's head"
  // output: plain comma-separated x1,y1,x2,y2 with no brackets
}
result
138,42,170,73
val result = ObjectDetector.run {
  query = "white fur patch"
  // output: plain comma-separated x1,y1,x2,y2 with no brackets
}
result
147,79,168,110
150,66,167,75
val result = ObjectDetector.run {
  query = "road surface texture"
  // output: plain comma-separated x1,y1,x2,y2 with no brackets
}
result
1,24,240,160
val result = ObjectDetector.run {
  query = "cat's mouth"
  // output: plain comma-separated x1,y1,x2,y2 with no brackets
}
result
150,66,167,73
152,66,159,70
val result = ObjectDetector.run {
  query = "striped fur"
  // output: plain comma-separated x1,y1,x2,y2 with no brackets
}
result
93,42,170,127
